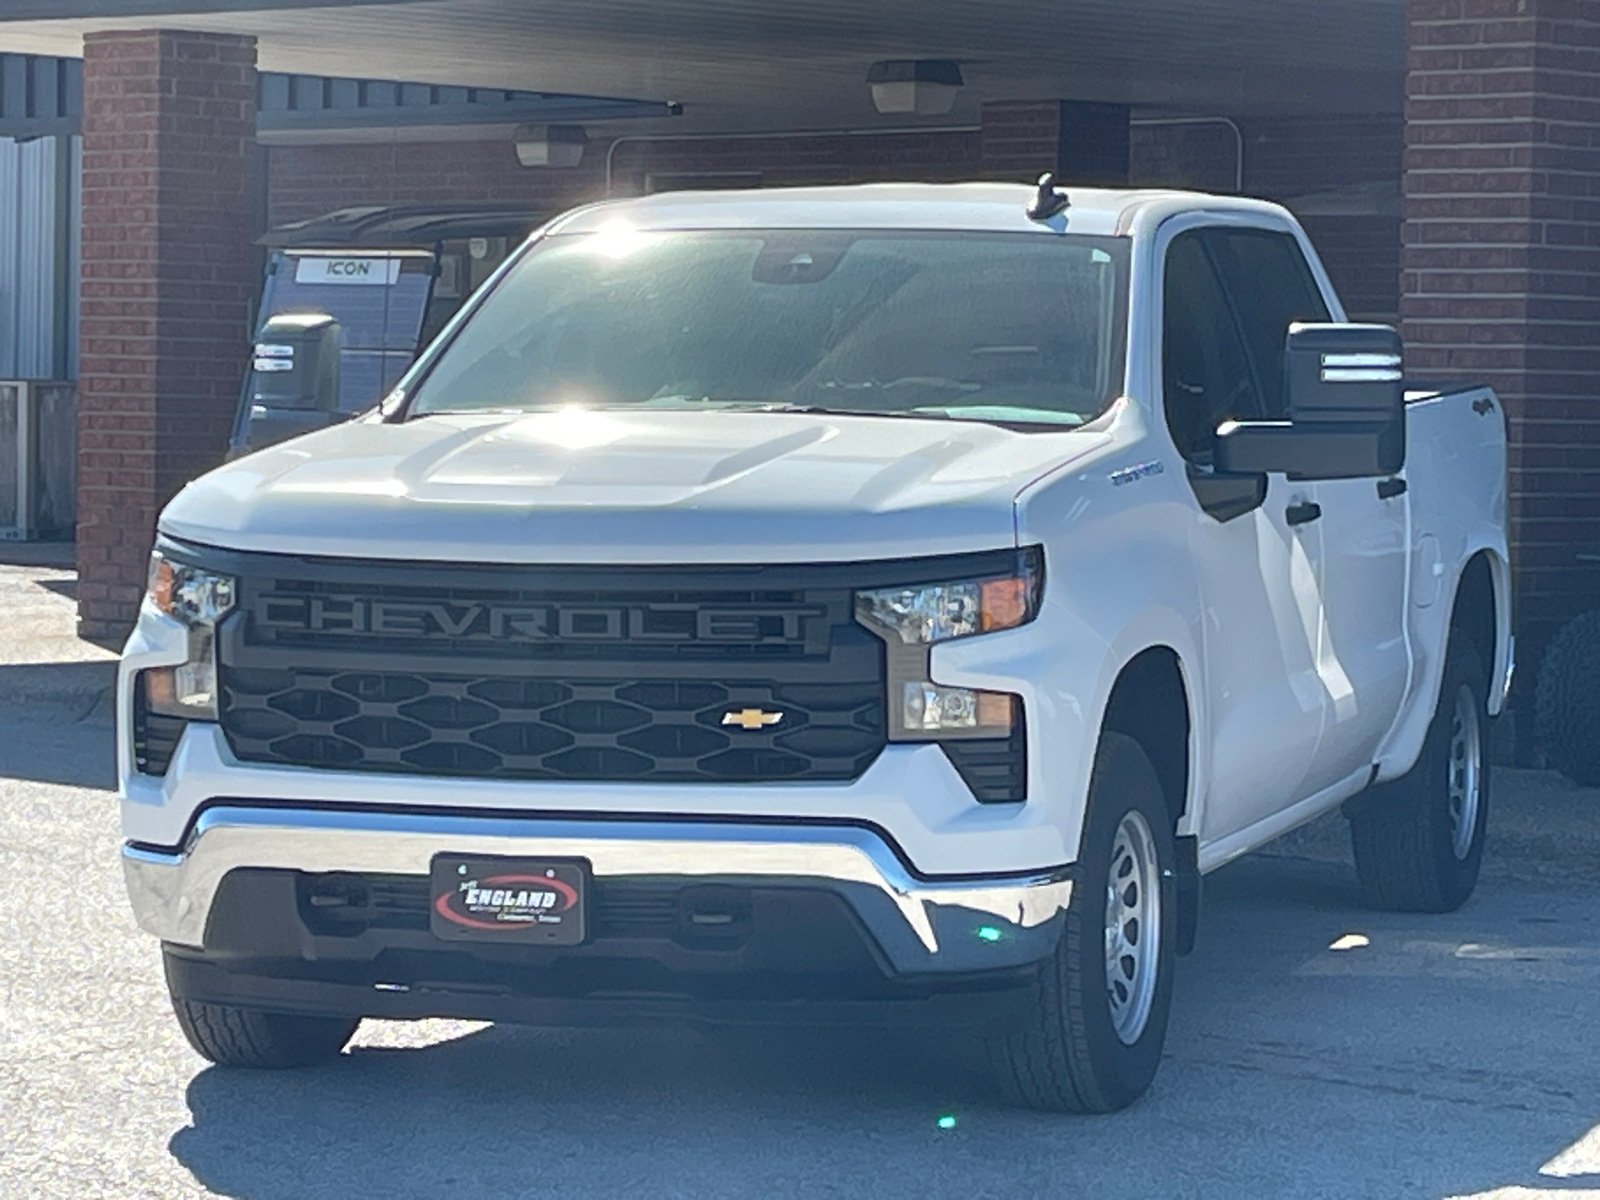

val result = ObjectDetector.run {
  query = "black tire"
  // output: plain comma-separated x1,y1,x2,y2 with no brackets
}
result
1534,609,1600,786
1350,638,1489,913
171,996,358,1069
990,732,1177,1113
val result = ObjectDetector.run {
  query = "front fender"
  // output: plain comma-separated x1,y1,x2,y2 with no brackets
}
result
940,400,1203,863
936,608,1200,865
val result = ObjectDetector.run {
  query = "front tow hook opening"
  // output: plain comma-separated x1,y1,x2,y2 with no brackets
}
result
675,885,754,948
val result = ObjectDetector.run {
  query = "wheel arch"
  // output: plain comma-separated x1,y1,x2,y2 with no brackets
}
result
1451,548,1509,716
1376,544,1510,783
1097,643,1201,956
1099,645,1193,833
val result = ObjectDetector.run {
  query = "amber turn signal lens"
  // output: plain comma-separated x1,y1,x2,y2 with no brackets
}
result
140,667,186,718
976,691,1015,728
147,555,176,616
980,577,1031,632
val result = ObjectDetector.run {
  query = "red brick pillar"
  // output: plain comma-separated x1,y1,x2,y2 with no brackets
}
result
76,30,257,642
980,100,1130,186
1401,0,1600,672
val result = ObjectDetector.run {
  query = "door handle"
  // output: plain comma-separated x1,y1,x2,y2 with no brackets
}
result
1285,501,1322,526
1377,477,1408,500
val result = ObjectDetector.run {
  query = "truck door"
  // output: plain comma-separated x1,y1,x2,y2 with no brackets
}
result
1204,228,1411,793
1160,228,1327,843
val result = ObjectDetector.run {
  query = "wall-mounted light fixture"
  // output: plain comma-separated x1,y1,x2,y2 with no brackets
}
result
514,123,589,167
866,60,964,116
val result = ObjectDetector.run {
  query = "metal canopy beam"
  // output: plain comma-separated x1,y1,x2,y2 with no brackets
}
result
0,0,425,18
0,54,679,142
256,72,680,145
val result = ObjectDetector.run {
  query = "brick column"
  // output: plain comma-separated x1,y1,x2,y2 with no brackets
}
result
1401,0,1600,672
980,100,1130,186
77,30,257,642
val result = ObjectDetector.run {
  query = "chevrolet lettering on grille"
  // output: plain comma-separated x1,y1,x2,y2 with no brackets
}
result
252,594,825,645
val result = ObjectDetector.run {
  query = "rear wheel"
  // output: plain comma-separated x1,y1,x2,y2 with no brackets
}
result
990,732,1177,1113
1350,638,1489,913
170,994,358,1069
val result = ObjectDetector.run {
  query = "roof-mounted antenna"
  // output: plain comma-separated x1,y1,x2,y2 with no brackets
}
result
1026,172,1070,222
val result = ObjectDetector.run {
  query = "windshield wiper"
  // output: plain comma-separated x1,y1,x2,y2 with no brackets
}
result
403,406,536,421
401,400,1081,429
637,396,922,418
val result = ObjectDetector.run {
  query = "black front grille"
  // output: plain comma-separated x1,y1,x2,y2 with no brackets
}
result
208,550,987,784
221,667,885,782
940,707,1028,804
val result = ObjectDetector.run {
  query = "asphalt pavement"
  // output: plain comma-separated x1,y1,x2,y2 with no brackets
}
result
1,555,1597,1199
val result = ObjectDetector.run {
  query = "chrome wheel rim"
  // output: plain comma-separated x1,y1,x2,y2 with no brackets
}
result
1448,683,1483,861
1105,809,1161,1046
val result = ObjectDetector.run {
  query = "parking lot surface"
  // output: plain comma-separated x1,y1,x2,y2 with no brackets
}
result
1,687,1595,1200
2,561,1598,1200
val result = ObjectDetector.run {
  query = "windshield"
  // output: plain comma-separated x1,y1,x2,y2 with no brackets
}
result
405,226,1130,427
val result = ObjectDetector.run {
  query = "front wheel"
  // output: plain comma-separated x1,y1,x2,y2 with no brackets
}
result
1350,638,1490,913
170,992,359,1069
990,732,1177,1113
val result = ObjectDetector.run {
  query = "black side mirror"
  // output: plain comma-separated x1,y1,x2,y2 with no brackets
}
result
1213,323,1404,480
237,312,345,453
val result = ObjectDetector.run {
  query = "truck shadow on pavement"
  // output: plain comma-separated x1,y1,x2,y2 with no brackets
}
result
0,696,115,789
166,854,1600,1200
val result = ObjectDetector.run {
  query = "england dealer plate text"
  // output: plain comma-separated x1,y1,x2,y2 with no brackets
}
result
429,855,587,946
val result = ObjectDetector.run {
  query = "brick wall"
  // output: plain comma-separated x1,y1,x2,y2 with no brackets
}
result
77,30,257,641
978,99,1131,185
1401,0,1600,670
1131,120,1241,193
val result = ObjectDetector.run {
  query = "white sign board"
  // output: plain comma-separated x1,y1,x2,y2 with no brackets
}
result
293,257,403,286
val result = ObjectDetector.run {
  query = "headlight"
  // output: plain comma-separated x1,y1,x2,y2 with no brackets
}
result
902,683,1016,734
855,548,1041,744
855,557,1041,645
147,553,236,626
140,550,237,722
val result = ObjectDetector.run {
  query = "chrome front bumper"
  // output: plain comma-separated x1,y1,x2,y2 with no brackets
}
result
123,807,1073,975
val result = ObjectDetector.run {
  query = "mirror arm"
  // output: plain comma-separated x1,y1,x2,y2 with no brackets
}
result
1186,461,1266,523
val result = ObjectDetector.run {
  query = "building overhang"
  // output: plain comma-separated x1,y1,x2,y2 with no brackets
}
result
0,53,679,143
0,0,1405,129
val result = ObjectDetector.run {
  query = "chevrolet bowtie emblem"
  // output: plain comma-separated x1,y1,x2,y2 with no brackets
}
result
722,708,783,730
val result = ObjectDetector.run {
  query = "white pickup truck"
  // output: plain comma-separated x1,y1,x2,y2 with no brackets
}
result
119,181,1511,1112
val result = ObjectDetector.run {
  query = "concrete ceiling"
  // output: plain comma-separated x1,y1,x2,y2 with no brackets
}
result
0,0,1406,132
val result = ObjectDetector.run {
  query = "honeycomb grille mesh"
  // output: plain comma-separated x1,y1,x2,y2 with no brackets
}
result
222,669,884,782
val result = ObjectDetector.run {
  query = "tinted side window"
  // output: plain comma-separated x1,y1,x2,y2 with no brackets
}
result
1202,229,1331,417
1162,233,1261,461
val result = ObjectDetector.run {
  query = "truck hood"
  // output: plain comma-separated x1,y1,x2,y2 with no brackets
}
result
161,409,1110,563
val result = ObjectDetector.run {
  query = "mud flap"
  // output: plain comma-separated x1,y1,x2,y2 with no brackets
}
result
1174,834,1201,956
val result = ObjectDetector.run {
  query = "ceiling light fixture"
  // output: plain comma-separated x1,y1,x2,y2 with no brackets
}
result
514,123,589,168
866,60,964,116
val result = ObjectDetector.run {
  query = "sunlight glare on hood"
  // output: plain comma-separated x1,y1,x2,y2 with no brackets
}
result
502,406,632,451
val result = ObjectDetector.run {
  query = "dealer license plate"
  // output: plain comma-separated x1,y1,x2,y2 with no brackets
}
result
429,855,587,946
